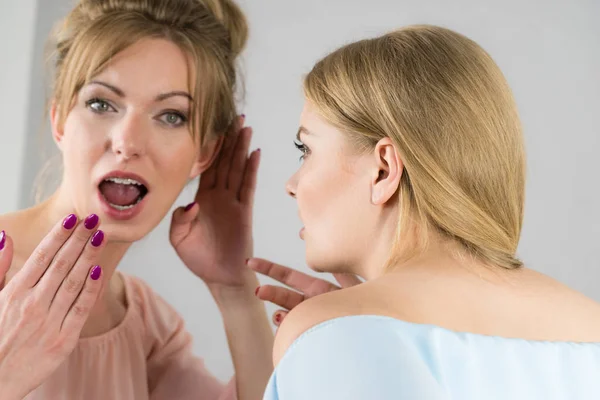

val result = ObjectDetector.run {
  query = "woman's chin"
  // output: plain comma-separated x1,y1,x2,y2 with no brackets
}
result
95,224,148,245
305,252,333,274
91,194,172,242
305,247,358,276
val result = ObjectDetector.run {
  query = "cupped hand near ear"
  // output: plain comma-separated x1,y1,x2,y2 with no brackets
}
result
170,115,262,289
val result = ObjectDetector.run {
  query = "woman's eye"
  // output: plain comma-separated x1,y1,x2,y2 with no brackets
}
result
159,112,187,127
294,140,310,161
86,98,114,113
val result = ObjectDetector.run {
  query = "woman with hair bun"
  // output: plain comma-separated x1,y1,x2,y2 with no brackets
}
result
0,1,275,399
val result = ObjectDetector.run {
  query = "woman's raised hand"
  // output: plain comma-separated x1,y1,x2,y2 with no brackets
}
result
0,214,105,400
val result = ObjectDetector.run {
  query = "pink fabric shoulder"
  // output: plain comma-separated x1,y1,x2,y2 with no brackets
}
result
121,273,238,400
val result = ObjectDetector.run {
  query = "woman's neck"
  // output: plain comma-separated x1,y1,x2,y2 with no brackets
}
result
357,229,483,281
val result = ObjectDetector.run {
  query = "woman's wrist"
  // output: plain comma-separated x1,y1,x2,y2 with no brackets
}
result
206,269,261,308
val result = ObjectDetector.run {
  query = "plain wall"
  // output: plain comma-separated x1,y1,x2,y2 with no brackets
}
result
0,0,38,212
2,0,599,381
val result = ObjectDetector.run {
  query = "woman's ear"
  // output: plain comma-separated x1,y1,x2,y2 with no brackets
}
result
50,101,65,151
370,137,403,205
189,134,224,179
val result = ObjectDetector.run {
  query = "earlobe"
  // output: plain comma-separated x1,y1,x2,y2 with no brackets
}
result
371,138,403,205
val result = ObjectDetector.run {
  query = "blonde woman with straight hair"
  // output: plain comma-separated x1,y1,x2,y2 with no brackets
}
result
251,25,600,399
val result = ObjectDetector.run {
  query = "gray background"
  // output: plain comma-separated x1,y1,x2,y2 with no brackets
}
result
1,0,599,381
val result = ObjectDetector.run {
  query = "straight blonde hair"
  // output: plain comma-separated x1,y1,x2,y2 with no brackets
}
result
304,25,526,270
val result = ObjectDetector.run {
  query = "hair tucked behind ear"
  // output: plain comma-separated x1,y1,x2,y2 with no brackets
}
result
49,0,248,146
304,25,526,270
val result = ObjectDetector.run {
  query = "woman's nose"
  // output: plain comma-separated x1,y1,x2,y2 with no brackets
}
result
285,174,298,198
111,114,147,161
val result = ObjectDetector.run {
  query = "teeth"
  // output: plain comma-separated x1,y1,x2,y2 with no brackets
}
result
100,176,147,211
105,177,143,186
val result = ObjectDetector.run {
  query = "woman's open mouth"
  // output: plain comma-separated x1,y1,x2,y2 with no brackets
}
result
99,177,148,210
97,172,150,220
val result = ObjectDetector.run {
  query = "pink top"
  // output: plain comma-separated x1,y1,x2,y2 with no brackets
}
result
24,273,237,400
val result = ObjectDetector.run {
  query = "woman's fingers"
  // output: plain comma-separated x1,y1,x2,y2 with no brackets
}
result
239,146,261,205
216,116,244,189
228,127,253,193
35,215,104,305
256,284,305,311
250,259,363,324
197,140,221,191
272,309,289,327
60,265,103,336
248,258,339,294
0,231,13,290
10,214,79,290
249,258,342,309
48,225,106,321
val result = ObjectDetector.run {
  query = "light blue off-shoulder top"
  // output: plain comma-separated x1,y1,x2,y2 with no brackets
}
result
263,315,600,399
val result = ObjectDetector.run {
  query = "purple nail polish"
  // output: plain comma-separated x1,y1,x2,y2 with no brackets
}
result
91,230,104,247
84,214,99,230
63,214,77,230
184,202,195,212
241,114,246,118
0,230,5,251
90,265,102,280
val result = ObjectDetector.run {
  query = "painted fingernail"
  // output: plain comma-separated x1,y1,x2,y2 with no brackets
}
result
84,214,99,230
0,230,5,251
91,230,104,247
255,286,260,296
241,114,246,119
184,202,195,212
90,265,102,280
274,312,282,324
63,214,77,230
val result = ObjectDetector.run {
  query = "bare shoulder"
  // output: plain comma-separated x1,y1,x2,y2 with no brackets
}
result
272,284,370,366
0,210,25,231
0,206,48,237
0,209,36,254
378,265,600,343
518,269,600,335
0,207,50,251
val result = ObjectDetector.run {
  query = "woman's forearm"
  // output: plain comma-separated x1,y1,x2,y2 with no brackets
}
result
208,270,274,400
